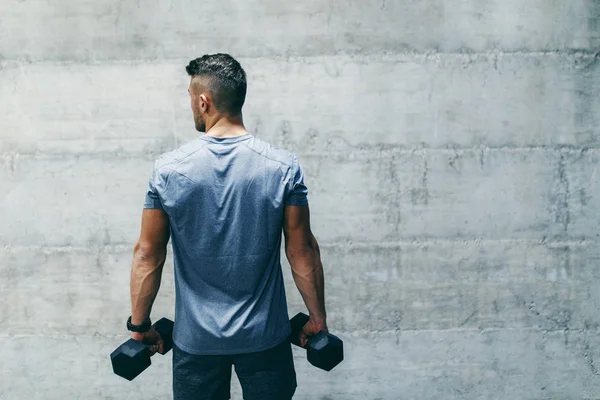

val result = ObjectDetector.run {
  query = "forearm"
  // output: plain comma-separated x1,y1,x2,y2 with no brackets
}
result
130,247,167,325
288,238,326,320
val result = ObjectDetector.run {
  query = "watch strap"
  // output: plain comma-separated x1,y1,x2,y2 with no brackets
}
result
127,316,152,333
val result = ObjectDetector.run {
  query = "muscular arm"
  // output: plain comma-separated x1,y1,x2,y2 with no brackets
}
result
283,205,326,323
130,209,170,325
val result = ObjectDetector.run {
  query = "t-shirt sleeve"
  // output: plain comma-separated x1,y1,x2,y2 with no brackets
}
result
143,161,164,210
284,156,309,207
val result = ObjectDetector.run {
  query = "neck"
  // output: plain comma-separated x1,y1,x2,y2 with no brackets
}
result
205,113,247,138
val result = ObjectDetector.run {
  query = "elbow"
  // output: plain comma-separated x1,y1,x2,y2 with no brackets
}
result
286,236,319,261
309,235,320,254
133,242,166,264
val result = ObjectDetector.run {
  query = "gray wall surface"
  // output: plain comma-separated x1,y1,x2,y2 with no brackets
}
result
1,1,599,399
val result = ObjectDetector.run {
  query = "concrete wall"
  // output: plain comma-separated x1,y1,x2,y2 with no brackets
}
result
1,1,599,399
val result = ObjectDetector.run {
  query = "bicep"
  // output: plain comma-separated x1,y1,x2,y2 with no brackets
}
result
138,209,170,251
283,205,313,252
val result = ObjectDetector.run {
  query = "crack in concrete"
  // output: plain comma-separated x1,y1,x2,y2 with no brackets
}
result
582,340,600,376
511,291,573,332
459,308,479,327
554,153,571,236
387,156,402,231
579,49,600,70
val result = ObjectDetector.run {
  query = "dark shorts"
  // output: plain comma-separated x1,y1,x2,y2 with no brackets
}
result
172,339,297,400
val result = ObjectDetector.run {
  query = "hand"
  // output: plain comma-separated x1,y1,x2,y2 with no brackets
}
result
299,317,328,348
131,328,164,356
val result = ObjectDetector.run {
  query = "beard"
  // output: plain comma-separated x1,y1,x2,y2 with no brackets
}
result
194,113,206,132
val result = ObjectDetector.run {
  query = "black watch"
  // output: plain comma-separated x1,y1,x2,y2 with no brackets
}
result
127,316,152,333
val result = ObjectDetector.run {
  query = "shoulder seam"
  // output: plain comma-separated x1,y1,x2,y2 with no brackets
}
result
159,141,210,192
240,141,294,168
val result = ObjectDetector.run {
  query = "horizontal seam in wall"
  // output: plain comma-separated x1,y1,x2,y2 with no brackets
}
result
0,327,595,338
0,239,596,253
0,49,599,65
2,146,600,160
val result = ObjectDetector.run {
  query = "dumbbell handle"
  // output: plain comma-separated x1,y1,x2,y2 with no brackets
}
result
150,317,175,354
289,312,326,348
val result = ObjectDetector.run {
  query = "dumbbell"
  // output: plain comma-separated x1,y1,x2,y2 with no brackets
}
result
289,312,343,371
110,318,174,381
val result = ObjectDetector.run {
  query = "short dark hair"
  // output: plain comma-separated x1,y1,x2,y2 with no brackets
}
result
186,54,247,115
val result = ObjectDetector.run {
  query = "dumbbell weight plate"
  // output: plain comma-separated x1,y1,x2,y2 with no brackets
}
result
306,331,344,371
110,339,152,381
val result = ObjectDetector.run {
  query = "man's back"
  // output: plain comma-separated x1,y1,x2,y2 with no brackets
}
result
145,133,308,355
131,54,327,399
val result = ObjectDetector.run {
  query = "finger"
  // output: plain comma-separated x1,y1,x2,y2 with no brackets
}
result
299,332,308,348
301,323,313,336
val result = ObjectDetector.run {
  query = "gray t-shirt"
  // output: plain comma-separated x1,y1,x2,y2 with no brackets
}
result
143,133,308,355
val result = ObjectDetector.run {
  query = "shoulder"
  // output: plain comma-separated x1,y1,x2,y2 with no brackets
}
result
154,139,207,174
244,136,298,169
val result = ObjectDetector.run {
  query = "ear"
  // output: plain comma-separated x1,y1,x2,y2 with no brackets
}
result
199,94,209,111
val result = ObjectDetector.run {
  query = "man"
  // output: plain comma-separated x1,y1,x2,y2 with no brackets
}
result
127,53,327,400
